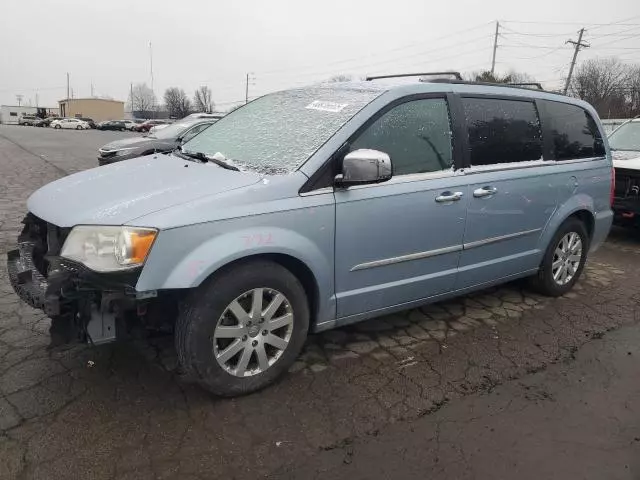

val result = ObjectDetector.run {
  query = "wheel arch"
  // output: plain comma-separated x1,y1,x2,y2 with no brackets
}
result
539,194,597,257
202,253,320,327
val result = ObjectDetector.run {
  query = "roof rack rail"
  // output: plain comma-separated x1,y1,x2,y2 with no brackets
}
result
365,71,462,81
507,82,544,90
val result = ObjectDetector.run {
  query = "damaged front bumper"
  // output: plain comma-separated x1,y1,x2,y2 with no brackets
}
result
613,168,640,226
6,213,143,345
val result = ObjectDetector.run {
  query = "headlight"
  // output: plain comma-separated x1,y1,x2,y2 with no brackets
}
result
61,226,157,272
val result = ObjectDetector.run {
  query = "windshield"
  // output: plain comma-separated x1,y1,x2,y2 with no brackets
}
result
182,85,382,174
609,122,640,151
149,121,197,139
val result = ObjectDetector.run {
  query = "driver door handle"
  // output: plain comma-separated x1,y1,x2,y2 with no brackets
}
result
435,191,464,203
473,186,498,198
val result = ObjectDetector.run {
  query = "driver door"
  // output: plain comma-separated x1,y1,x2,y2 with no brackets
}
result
333,96,468,318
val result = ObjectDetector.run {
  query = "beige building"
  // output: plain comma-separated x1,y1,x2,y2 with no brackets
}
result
58,98,124,122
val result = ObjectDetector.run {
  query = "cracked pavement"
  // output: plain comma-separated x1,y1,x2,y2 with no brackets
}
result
0,124,639,479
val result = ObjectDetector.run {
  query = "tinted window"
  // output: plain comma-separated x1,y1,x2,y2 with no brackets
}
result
350,98,453,175
463,98,542,166
541,100,605,160
10,112,17,116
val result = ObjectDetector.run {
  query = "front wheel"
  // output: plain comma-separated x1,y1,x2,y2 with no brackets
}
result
76,125,82,130
530,217,589,296
54,124,61,129
175,260,310,397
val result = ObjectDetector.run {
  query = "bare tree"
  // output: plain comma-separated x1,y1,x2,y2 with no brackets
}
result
193,86,215,113
164,87,192,118
569,58,631,118
129,83,156,114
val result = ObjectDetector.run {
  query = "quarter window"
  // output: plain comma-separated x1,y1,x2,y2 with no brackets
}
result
462,98,543,166
540,100,605,160
350,98,453,176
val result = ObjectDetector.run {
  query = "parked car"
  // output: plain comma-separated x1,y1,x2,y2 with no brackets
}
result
7,78,613,396
148,123,172,134
183,112,225,120
96,120,127,131
122,120,141,131
78,117,96,129
51,118,90,130
134,119,170,132
609,118,640,226
97,119,214,165
18,115,37,126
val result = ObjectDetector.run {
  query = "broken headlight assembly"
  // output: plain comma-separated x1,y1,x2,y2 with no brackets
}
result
60,226,157,272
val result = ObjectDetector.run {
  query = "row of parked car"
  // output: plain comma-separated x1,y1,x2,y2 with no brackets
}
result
17,116,179,132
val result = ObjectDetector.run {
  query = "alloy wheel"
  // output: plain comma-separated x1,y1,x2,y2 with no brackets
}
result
551,232,583,286
213,288,294,377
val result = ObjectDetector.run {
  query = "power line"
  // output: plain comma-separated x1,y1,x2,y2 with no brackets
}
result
253,21,494,77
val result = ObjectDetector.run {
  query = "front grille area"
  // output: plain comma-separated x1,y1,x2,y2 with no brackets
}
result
614,168,640,200
17,213,70,278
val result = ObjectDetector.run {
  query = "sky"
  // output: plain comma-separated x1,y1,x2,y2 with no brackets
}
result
1,0,639,111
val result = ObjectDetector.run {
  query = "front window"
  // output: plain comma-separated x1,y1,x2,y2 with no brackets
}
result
182,86,382,174
609,122,640,151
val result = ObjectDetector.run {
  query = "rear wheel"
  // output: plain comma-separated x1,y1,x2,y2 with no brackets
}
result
76,125,82,130
530,217,589,296
175,260,309,397
54,124,61,129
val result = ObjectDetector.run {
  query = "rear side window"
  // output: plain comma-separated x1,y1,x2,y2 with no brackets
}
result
462,98,542,166
541,100,605,160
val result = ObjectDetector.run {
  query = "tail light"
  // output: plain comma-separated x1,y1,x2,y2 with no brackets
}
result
611,166,615,207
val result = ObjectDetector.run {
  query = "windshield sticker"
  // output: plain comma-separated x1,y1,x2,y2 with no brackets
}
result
306,100,348,113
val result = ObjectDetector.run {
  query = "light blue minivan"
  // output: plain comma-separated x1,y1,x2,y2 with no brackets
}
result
8,74,613,396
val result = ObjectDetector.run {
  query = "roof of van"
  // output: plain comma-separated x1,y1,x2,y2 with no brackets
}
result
303,79,597,113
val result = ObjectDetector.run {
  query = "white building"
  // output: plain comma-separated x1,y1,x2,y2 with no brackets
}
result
0,105,58,125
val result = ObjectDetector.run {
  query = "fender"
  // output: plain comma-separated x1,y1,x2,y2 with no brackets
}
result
136,225,336,322
537,193,595,256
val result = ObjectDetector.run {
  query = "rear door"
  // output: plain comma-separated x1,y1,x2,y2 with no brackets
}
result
455,96,558,289
334,95,468,318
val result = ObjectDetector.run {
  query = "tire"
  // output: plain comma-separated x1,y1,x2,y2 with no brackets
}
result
530,217,589,296
175,260,310,397
54,124,61,129
76,125,82,130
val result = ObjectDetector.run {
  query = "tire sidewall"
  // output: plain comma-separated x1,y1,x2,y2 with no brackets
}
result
180,261,309,396
540,218,589,296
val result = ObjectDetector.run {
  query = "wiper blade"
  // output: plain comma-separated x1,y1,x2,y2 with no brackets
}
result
175,148,239,171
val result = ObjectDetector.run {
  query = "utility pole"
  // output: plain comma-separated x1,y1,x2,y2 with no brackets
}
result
91,81,94,97
66,72,70,100
491,21,499,76
245,73,249,104
564,28,589,95
245,73,255,104
130,82,134,114
16,94,23,106
35,92,39,107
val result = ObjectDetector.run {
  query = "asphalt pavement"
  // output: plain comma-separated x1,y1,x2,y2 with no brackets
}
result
0,124,639,479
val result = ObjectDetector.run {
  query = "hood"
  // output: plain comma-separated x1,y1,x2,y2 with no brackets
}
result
612,149,640,170
100,136,164,151
27,154,262,227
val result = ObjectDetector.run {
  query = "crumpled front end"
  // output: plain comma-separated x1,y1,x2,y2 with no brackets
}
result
6,213,170,346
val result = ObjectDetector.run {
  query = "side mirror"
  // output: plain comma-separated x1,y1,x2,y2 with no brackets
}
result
335,149,393,187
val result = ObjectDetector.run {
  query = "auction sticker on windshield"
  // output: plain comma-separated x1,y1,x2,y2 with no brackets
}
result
306,100,348,112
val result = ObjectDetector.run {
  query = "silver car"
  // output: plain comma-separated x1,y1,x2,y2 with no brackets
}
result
7,78,613,396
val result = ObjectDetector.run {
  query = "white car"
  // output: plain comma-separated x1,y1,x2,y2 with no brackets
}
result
122,120,139,131
51,118,90,130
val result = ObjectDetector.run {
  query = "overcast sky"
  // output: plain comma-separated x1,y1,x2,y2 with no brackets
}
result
1,0,639,110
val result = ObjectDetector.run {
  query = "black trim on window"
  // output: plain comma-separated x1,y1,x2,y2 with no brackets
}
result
535,99,555,161
447,93,469,169
299,93,458,193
